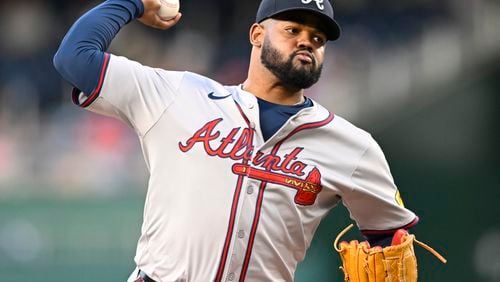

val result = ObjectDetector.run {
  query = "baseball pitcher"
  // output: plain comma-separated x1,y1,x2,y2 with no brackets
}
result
53,0,445,281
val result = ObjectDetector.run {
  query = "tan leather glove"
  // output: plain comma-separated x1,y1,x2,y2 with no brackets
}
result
333,224,446,282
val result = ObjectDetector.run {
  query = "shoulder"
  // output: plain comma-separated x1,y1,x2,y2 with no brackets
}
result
180,71,222,87
171,71,230,96
312,100,372,142
108,55,226,91
308,100,376,157
332,115,372,143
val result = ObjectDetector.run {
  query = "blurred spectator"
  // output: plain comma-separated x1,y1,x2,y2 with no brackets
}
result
0,0,61,113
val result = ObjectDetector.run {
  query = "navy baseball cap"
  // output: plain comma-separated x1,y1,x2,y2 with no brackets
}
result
256,0,341,41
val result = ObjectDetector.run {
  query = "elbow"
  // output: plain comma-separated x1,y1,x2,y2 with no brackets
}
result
52,45,74,78
53,50,62,73
53,47,68,77
53,44,83,83
52,42,104,95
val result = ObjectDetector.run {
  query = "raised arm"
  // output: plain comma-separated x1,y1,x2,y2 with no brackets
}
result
53,0,181,95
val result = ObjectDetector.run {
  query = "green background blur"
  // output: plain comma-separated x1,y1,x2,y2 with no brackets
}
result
1,0,500,281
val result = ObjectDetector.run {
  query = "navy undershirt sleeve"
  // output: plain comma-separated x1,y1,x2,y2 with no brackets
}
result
365,233,394,247
53,0,144,95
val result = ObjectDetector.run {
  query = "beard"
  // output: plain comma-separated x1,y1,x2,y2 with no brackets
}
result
260,37,323,90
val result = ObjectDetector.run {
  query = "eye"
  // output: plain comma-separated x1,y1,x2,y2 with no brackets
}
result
313,34,326,45
285,27,299,35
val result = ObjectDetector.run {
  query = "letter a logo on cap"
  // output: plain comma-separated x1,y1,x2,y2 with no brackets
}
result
301,0,324,10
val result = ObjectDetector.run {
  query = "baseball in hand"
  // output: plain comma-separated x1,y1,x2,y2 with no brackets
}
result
157,0,180,20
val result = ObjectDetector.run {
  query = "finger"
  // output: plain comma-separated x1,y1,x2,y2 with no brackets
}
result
155,12,182,29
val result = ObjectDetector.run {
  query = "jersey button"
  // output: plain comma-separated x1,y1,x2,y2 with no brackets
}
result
249,121,256,128
227,272,235,281
238,230,245,238
247,186,254,194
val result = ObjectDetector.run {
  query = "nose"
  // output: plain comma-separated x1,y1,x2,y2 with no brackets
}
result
296,32,314,52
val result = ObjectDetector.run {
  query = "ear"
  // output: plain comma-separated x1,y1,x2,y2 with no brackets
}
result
249,23,264,47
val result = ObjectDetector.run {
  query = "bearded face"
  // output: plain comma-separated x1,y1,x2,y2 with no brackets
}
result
260,35,323,90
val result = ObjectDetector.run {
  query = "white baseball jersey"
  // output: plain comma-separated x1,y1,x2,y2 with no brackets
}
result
74,54,417,282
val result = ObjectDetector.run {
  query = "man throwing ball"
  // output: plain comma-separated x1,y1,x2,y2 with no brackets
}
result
53,0,435,281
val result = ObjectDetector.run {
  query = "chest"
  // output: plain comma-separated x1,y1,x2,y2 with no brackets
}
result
161,96,341,202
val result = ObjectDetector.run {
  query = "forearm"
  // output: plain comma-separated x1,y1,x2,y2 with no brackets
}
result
364,233,394,247
53,0,144,95
364,225,416,247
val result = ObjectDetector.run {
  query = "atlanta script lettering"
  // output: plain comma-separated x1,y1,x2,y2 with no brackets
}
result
178,118,307,177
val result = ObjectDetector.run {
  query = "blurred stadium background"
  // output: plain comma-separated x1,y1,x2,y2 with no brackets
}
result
1,0,499,281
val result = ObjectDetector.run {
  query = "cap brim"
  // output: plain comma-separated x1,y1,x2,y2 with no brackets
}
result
259,7,341,41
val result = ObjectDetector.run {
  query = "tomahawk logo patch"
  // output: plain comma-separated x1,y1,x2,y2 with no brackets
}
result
232,164,322,206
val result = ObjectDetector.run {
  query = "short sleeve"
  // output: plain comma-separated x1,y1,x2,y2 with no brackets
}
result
73,54,185,136
342,137,418,234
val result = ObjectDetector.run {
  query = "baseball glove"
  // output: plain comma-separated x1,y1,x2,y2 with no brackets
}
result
333,224,446,282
